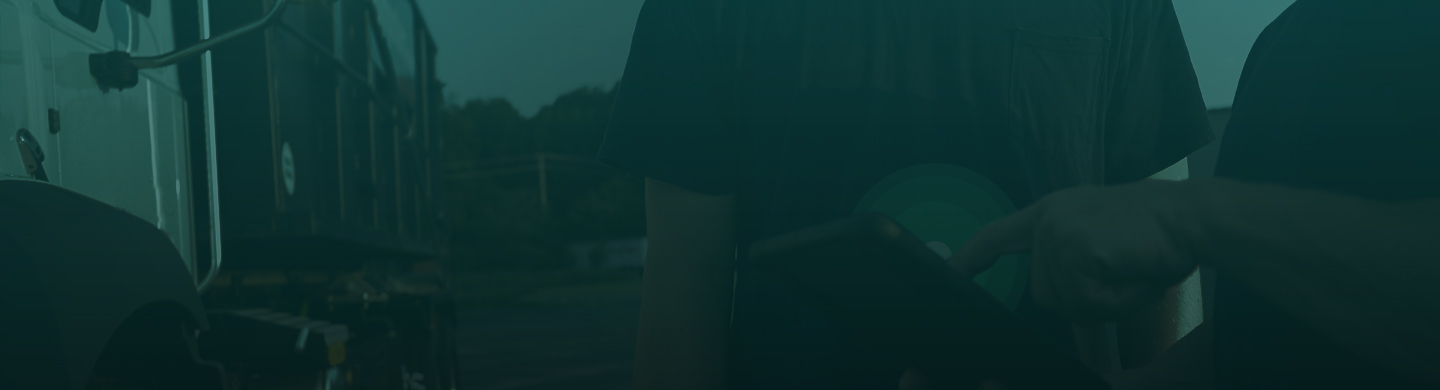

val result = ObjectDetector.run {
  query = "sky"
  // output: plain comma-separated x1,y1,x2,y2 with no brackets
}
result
1170,0,1296,109
417,0,646,116
417,0,1294,117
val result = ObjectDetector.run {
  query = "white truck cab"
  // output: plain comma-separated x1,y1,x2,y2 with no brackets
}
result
2,0,199,275
1,1,453,388
2,1,242,388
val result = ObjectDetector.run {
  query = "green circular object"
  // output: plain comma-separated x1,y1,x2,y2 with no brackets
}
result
853,164,1028,310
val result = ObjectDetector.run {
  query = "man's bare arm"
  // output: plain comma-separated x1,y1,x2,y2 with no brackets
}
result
1195,178,1440,383
951,173,1440,384
633,178,738,390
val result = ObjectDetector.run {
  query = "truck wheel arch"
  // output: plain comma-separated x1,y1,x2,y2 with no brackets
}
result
0,179,210,390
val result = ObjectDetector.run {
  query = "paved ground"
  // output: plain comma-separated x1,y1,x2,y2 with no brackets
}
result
455,299,642,390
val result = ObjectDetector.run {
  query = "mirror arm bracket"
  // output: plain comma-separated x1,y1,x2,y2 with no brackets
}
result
89,0,291,92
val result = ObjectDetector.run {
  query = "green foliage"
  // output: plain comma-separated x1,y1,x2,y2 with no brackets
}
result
531,85,620,156
443,97,530,161
442,83,644,271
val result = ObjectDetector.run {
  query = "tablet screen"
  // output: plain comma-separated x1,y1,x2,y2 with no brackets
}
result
853,163,1029,309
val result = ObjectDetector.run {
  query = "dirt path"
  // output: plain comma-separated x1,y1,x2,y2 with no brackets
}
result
455,299,641,390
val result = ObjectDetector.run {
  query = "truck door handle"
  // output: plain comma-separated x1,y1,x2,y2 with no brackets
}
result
15,128,48,182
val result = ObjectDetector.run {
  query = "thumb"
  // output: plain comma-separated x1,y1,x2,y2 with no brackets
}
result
949,203,1042,277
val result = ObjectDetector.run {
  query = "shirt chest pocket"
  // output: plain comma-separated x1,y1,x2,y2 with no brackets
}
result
1008,28,1108,158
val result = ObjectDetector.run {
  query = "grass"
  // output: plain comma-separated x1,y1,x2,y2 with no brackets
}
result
449,269,643,310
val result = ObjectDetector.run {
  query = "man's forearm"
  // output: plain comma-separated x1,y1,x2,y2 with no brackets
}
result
634,251,736,390
634,179,739,390
1192,178,1440,381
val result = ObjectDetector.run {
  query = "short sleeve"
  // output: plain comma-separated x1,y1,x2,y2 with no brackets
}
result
596,0,736,195
1102,0,1214,184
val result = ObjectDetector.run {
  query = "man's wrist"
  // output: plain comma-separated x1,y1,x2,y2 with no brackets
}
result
1177,177,1248,269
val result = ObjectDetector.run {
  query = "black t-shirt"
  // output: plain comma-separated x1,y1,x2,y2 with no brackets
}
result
1212,1,1440,388
600,0,1212,387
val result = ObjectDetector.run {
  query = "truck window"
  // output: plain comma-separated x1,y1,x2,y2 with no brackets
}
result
55,0,103,32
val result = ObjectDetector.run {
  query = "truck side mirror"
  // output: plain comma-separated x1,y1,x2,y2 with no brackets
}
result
88,0,291,92
90,51,139,92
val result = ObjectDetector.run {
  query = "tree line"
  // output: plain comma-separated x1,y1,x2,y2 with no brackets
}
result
441,83,646,271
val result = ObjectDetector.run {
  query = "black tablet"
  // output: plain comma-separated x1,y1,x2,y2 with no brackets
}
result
747,212,1110,390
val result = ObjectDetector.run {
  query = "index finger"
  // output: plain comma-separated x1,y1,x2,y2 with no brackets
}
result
949,203,1042,277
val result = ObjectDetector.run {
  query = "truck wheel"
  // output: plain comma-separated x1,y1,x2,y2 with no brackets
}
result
84,304,226,390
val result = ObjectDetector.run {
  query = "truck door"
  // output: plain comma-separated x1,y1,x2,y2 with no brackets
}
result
1,0,56,181
22,0,197,276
